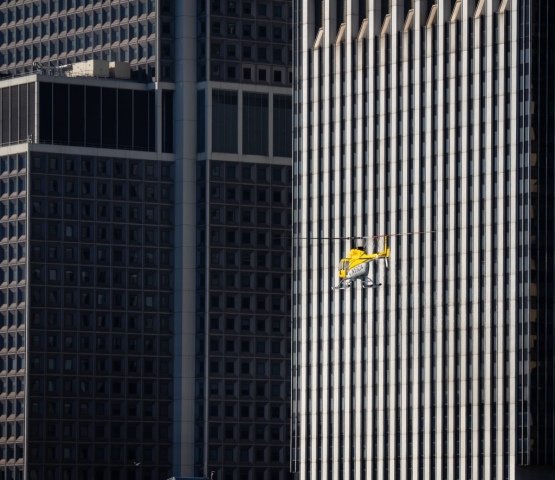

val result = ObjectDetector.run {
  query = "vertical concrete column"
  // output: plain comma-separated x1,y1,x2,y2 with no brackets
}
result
173,1,197,476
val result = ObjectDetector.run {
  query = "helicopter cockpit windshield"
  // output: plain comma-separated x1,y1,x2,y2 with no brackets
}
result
339,260,349,272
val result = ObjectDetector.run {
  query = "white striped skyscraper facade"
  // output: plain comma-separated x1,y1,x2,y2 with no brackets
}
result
291,1,555,480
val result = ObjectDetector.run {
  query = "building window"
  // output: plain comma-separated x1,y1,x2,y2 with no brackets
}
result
243,92,269,154
212,90,239,153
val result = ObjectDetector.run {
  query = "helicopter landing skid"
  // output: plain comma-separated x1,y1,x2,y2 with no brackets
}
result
333,279,382,290
332,280,353,290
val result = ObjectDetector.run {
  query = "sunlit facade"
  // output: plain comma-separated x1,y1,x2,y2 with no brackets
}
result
292,1,555,480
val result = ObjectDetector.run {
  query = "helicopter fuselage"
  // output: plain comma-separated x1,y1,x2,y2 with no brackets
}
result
338,249,384,280
336,236,390,288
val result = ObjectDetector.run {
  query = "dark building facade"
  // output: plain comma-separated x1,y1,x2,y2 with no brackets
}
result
187,2,294,480
521,0,555,471
197,0,292,85
0,74,175,480
27,150,174,480
195,158,292,480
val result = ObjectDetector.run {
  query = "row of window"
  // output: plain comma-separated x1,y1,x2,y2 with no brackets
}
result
0,156,25,174
211,91,292,155
28,443,170,464
208,401,287,420
208,380,289,397
208,294,289,313
208,359,284,377
0,443,23,460
33,156,171,179
211,191,290,209
210,62,291,84
210,0,291,20
32,266,171,288
30,310,173,331
0,333,24,350
31,362,172,384
212,21,289,41
0,374,24,394
209,315,289,333
28,376,172,398
29,372,171,390
0,355,24,373
211,188,290,207
0,309,24,329
208,444,287,464
32,243,172,266
209,422,287,441
0,1,156,22
211,42,290,64
0,422,23,439
30,355,170,377
0,240,25,261
32,181,172,203
200,419,292,441
30,288,172,311
33,410,172,434
210,250,290,269
209,338,288,356
30,334,171,354
209,162,289,183
0,395,23,410
0,20,157,46
31,226,172,250
30,399,170,420
209,272,290,290
209,220,290,240
0,42,156,67
212,233,288,251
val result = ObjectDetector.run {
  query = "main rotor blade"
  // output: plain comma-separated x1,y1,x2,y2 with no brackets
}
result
289,230,436,242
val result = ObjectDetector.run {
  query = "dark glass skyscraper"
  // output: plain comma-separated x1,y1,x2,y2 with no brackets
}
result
292,1,555,480
188,2,294,479
0,73,175,480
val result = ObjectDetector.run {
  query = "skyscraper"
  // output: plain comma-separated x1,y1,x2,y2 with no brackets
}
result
292,1,555,480
176,2,294,480
0,6,176,480
0,1,293,479
0,71,175,480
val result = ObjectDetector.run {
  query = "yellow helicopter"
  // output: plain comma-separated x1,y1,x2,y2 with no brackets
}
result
333,236,390,290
